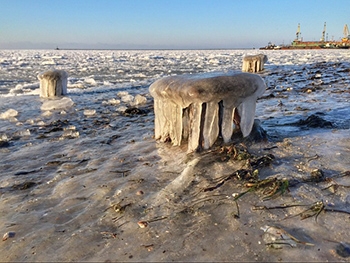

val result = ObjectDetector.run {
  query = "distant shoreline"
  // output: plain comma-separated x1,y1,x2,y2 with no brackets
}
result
1,47,256,51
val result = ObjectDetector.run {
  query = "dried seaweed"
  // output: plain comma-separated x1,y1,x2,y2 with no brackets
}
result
233,177,289,201
199,147,275,194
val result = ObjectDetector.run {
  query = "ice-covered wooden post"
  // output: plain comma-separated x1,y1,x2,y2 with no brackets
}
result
242,54,268,73
149,72,266,152
38,70,68,98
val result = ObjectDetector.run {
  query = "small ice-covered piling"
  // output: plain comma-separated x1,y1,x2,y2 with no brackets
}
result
38,70,68,98
242,54,268,73
149,72,266,152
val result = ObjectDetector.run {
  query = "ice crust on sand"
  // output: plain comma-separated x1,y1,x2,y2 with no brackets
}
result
149,72,266,152
0,50,350,262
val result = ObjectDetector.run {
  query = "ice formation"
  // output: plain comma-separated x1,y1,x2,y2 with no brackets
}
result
149,72,266,152
40,97,75,111
0,109,18,119
242,54,268,73
37,70,68,97
131,94,147,106
84,109,96,116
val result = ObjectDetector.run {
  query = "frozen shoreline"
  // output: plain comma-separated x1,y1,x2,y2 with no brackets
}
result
0,49,349,261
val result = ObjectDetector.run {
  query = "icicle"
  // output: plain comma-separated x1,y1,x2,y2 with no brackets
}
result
187,103,202,153
236,96,257,137
221,100,236,143
159,100,172,142
169,103,183,146
202,101,219,149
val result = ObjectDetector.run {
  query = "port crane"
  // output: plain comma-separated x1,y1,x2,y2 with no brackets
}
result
295,23,301,41
261,22,350,49
343,24,350,42
321,22,326,42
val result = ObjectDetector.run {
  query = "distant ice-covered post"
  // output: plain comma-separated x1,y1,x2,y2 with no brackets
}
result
38,70,68,98
149,72,266,152
242,54,268,73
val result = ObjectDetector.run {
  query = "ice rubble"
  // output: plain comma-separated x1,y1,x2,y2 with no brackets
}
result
149,72,266,152
3,49,348,98
0,109,18,120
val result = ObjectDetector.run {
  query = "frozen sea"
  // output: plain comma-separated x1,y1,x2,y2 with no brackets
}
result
0,49,350,262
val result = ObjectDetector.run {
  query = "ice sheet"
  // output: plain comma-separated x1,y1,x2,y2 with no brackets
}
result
0,49,349,262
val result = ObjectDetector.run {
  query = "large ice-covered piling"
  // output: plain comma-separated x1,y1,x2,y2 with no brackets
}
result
242,54,268,73
149,73,266,152
38,70,68,98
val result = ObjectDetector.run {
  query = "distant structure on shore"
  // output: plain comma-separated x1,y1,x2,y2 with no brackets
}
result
260,23,350,50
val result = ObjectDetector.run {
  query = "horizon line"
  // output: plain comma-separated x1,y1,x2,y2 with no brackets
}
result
0,47,258,51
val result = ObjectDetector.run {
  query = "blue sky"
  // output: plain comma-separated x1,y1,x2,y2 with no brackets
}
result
0,0,349,49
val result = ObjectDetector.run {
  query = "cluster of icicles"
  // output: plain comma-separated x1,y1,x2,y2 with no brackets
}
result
149,72,266,152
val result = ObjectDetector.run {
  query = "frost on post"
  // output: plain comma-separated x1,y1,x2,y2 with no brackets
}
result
38,70,68,98
242,54,268,73
149,72,266,152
